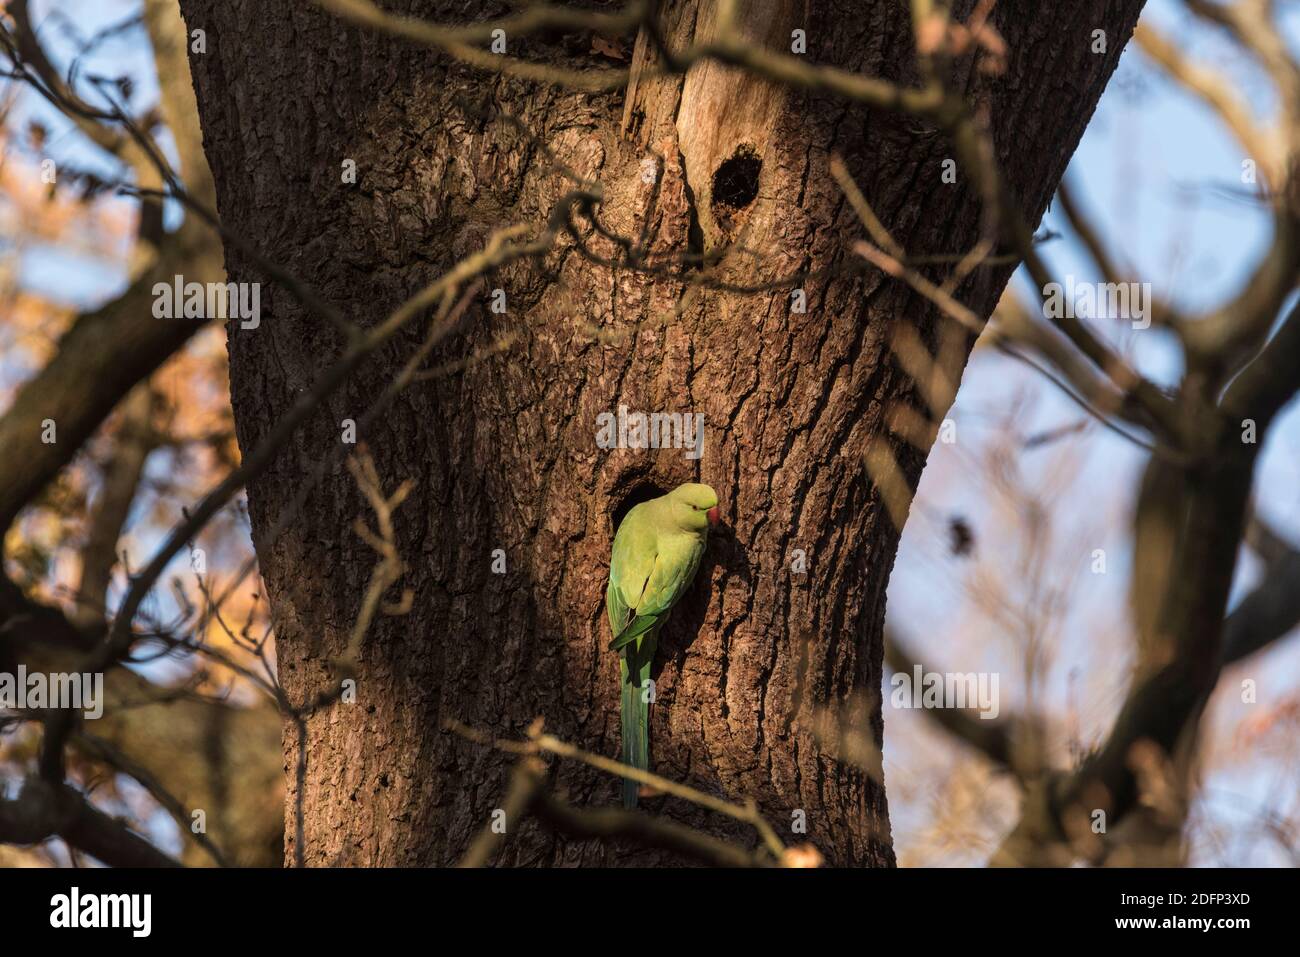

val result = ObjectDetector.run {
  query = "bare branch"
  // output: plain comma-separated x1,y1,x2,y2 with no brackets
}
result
0,777,180,867
447,719,789,862
74,731,230,867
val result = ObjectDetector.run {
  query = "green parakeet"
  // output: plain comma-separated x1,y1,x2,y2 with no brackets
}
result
606,482,720,808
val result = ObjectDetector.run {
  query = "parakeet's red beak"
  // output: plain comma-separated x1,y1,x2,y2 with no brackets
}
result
707,505,721,526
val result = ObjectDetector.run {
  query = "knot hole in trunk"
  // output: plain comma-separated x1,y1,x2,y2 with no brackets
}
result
711,145,761,212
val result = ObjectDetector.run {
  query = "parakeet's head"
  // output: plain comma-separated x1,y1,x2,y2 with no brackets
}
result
666,482,720,532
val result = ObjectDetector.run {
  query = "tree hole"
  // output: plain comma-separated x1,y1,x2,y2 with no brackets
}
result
611,481,667,532
711,145,761,211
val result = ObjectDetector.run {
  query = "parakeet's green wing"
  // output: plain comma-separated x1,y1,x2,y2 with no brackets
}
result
608,541,704,650
641,539,704,619
608,553,681,650
606,504,658,638
605,572,631,641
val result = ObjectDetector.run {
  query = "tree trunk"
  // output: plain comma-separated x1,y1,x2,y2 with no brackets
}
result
179,0,1143,866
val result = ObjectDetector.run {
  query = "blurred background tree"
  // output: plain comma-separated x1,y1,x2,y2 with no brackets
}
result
0,0,279,867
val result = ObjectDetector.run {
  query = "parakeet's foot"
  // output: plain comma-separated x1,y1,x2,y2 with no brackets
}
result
637,783,666,801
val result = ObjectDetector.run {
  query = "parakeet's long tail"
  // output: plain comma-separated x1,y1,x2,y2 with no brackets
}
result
619,629,658,809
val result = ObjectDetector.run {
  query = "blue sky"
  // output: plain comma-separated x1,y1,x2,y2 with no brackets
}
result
888,0,1300,865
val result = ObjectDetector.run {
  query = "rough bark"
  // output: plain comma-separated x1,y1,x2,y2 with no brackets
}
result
179,0,1144,866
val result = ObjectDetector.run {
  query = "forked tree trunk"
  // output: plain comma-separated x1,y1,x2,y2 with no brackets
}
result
179,0,1143,865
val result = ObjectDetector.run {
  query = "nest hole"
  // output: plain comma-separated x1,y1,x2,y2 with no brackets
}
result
711,146,762,211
